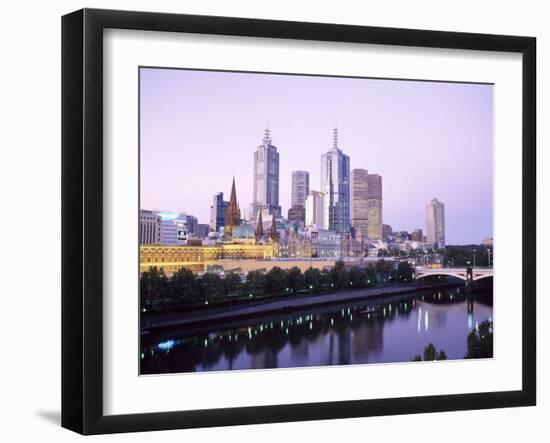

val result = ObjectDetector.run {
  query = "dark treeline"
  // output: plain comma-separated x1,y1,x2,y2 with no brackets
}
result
140,260,415,312
444,244,493,267
413,319,493,361
377,244,493,267
465,319,493,358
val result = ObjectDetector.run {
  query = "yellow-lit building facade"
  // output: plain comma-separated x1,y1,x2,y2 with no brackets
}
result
140,242,279,274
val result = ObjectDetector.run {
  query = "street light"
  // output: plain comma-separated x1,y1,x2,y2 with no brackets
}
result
473,248,477,268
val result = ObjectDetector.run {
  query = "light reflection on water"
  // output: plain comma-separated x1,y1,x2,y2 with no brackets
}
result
141,286,493,374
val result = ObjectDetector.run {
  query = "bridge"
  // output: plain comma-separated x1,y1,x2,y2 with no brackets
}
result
414,266,493,283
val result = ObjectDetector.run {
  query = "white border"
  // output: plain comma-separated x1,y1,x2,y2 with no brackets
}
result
103,29,522,415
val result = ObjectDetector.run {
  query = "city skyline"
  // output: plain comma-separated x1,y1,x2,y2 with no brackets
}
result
140,68,493,244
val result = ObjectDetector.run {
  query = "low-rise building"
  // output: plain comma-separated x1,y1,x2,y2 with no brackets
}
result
140,242,279,274
140,210,161,245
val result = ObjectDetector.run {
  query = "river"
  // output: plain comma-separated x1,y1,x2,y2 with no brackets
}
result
140,285,493,374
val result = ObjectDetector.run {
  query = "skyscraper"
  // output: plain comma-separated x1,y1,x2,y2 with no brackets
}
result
225,177,241,237
251,127,280,219
287,204,306,226
350,168,369,239
291,170,310,208
210,192,228,232
426,198,445,249
321,128,350,234
366,173,383,240
305,190,324,228
184,214,198,236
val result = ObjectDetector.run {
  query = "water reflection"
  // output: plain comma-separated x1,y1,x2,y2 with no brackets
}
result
141,286,493,374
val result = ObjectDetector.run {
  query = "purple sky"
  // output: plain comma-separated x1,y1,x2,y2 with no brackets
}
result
140,68,493,245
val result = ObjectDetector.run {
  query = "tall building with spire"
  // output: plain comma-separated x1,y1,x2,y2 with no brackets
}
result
251,127,281,220
321,127,350,234
224,177,241,237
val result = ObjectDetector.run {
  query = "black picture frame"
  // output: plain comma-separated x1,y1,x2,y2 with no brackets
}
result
62,8,536,435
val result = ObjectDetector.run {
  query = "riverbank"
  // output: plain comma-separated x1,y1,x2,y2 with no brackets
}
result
141,281,464,331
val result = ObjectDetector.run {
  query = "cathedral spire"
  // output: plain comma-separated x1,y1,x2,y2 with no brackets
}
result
255,210,264,240
229,176,237,206
269,214,278,242
225,176,241,237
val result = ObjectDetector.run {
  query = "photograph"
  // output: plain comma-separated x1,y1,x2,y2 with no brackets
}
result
138,67,494,375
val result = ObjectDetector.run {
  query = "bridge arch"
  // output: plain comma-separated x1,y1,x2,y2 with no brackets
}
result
414,267,493,283
472,273,494,282
414,272,467,281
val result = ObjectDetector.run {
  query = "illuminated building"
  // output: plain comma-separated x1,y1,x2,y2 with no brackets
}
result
140,242,279,274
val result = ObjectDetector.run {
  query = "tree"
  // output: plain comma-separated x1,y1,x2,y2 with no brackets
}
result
348,266,363,288
171,267,196,303
363,266,377,286
286,267,304,293
423,343,437,361
444,245,492,268
375,259,392,274
412,343,447,361
223,272,241,296
266,267,286,295
247,270,267,296
201,272,223,301
304,267,322,291
465,319,493,358
397,261,413,283
329,263,349,291
140,267,169,308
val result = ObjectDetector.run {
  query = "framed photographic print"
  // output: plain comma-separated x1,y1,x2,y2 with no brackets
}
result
61,8,536,434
